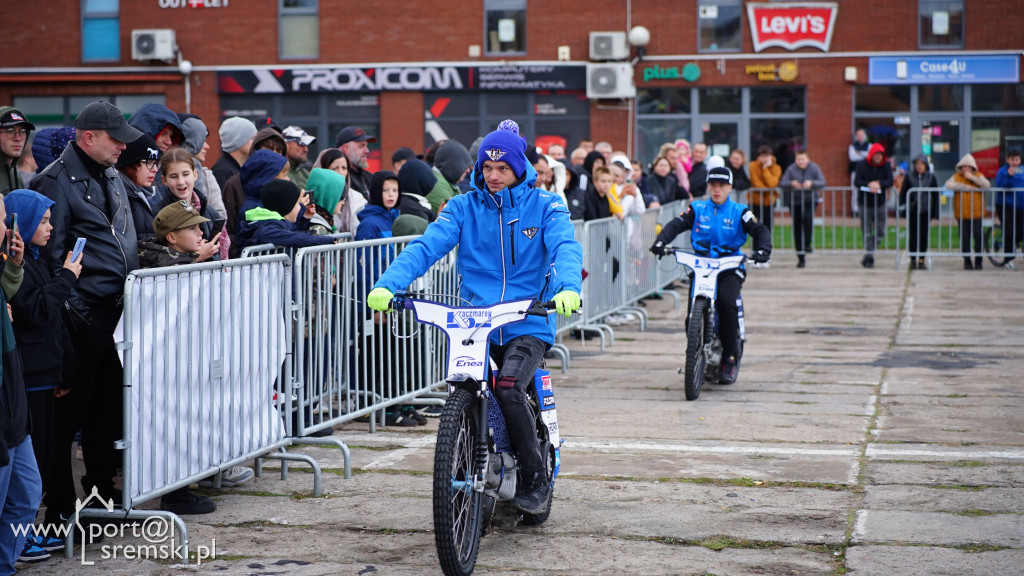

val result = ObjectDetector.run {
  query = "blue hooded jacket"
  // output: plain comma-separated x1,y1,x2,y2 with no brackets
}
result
238,149,289,221
994,163,1024,209
372,162,583,347
4,189,54,260
127,103,183,143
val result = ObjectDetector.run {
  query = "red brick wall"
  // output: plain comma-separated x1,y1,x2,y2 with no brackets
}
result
2,0,1022,184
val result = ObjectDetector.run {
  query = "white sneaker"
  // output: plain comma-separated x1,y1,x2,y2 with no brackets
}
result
199,466,254,488
1004,261,1018,271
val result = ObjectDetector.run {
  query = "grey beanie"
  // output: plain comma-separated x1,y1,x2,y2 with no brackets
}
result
219,116,258,153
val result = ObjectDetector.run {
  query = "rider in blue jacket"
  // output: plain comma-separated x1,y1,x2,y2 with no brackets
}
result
650,166,771,384
367,120,583,513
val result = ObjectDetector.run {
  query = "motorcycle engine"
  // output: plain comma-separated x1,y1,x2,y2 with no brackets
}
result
484,451,518,501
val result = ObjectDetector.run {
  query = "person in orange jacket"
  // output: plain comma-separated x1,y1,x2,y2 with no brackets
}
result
748,145,782,231
944,153,991,270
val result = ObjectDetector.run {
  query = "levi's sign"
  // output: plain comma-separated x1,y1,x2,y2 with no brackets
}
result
746,2,838,52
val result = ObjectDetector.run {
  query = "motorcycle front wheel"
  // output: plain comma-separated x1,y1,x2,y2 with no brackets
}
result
685,298,709,401
433,389,485,576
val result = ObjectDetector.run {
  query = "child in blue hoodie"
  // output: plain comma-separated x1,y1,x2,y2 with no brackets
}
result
1,190,70,567
4,189,82,561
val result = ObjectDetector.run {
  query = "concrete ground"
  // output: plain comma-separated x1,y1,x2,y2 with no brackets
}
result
22,253,1024,576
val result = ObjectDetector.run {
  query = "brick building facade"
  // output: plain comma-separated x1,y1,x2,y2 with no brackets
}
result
2,1,1022,185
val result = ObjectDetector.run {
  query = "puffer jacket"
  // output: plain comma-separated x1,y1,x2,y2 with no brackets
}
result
30,142,138,317
944,154,990,221
373,163,583,347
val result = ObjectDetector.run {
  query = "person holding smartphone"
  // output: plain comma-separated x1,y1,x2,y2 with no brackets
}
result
995,148,1024,270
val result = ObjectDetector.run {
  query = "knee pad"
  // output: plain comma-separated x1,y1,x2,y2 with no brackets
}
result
493,376,522,404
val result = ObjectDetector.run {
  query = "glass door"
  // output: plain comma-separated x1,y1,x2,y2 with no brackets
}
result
699,120,739,162
919,118,961,185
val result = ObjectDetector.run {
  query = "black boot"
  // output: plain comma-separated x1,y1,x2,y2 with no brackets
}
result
796,255,805,268
861,254,874,268
512,471,551,514
964,258,974,270
975,257,983,270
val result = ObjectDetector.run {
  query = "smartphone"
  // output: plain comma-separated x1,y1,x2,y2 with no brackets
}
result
5,213,16,254
71,237,87,262
209,220,226,240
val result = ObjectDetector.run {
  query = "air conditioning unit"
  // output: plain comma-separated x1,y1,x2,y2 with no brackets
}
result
589,31,629,61
132,29,176,62
586,63,636,100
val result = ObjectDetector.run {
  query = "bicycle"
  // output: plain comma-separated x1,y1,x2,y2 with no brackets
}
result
665,248,751,401
983,221,1012,267
389,293,562,576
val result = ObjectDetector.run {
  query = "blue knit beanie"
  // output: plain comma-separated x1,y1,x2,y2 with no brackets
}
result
475,119,528,178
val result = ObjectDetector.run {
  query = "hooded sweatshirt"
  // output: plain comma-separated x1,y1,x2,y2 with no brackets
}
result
128,103,183,147
426,141,472,213
305,167,345,235
4,189,77,390
944,153,991,221
853,143,894,208
356,171,400,241
397,159,437,222
899,154,940,217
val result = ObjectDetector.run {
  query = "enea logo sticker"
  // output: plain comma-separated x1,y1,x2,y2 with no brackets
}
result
454,356,484,368
447,311,492,329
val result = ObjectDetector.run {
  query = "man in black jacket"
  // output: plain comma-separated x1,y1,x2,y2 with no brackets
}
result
30,100,142,507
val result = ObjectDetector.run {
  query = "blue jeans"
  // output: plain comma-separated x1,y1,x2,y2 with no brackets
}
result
0,436,42,575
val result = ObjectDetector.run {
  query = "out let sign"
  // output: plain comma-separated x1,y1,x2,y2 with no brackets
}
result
747,2,838,52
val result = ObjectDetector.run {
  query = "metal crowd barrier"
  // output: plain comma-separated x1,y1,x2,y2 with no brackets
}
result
69,254,347,558
290,236,458,436
898,187,1022,267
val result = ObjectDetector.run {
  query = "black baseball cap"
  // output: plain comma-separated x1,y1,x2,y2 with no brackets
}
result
335,126,377,147
706,166,733,186
391,146,419,164
75,101,143,143
0,108,35,131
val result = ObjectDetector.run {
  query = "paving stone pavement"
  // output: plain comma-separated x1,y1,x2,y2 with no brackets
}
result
22,254,1024,575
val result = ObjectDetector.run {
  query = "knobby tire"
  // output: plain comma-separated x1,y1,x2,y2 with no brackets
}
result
433,389,484,576
685,298,709,400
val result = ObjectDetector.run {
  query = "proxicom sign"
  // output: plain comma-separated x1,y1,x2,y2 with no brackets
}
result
747,2,838,52
292,67,464,92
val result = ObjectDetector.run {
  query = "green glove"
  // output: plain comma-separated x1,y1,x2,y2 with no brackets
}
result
552,290,581,318
367,287,395,312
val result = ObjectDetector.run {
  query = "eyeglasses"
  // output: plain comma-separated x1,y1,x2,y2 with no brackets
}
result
1,128,28,139
142,159,159,170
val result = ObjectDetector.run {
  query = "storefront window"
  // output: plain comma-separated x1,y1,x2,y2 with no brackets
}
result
853,119,911,168
424,92,589,151
919,0,964,48
280,0,319,59
971,116,1024,178
699,88,741,114
750,87,805,114
854,86,911,113
13,94,164,129
698,0,742,53
750,119,805,170
972,84,1024,112
637,119,692,168
636,89,691,115
918,85,964,112
485,0,527,55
